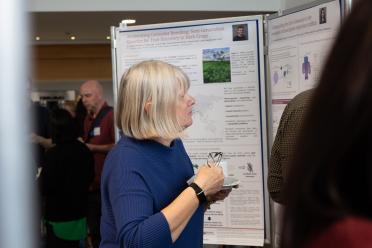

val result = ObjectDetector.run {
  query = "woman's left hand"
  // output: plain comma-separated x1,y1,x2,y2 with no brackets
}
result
206,188,232,207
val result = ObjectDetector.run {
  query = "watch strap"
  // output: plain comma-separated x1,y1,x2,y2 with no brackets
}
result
189,182,207,204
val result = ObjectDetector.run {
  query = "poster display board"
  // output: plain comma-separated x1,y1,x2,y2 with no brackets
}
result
267,0,342,137
266,2,343,247
112,16,268,246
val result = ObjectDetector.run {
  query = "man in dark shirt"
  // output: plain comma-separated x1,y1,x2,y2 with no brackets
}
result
267,89,313,248
268,89,313,203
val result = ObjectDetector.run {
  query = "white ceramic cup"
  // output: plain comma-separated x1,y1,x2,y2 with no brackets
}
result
218,161,229,177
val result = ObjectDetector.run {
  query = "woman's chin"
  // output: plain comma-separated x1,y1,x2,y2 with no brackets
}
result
183,121,193,129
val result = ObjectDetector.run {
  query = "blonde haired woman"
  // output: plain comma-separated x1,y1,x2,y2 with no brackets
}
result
100,60,228,248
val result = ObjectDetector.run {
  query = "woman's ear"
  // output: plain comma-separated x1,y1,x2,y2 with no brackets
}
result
144,101,152,114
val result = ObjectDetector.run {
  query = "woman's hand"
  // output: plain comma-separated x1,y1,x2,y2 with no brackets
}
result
205,189,232,210
193,164,224,196
208,188,232,202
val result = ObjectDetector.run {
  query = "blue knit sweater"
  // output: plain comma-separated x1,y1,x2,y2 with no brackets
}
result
100,136,204,248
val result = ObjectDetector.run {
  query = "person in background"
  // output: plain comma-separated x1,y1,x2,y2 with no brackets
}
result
32,98,87,150
62,100,77,118
63,98,87,140
268,89,313,248
41,109,94,248
281,0,372,247
79,80,115,248
30,101,50,168
100,60,231,248
75,97,87,139
268,89,313,204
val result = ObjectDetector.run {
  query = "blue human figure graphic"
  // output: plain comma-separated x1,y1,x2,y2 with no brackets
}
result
302,56,311,80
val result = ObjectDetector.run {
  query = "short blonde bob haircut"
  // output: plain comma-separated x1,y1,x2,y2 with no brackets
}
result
116,60,190,140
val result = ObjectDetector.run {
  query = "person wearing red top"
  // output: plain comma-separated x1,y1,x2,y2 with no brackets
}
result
306,218,372,248
80,79,115,248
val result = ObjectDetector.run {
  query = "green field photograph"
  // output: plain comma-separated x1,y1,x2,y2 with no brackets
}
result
202,47,231,83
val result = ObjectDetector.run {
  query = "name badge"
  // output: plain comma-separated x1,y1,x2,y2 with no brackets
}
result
93,127,101,136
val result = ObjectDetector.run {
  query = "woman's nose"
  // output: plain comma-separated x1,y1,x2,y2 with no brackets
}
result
189,95,195,105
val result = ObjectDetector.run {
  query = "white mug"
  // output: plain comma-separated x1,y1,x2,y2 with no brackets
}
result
218,161,229,177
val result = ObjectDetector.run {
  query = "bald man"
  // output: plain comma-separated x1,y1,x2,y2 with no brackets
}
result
80,80,115,248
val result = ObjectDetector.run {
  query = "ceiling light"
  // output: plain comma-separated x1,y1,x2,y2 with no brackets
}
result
69,36,76,40
106,36,111,40
35,36,40,41
121,19,136,24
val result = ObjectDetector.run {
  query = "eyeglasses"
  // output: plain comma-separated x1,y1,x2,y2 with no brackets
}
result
207,152,223,167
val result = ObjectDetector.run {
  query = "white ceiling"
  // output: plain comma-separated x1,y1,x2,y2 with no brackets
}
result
31,11,270,44
29,0,280,12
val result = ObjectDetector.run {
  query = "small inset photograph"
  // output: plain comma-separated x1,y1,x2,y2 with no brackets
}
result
202,47,231,83
319,7,327,24
232,24,248,41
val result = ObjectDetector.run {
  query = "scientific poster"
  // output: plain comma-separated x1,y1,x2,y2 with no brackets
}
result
113,16,267,246
268,0,341,136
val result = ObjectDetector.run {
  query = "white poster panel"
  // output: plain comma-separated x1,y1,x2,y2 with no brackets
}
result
267,2,342,248
268,0,341,136
114,16,267,246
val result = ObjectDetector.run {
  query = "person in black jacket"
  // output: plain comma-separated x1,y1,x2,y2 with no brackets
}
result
41,108,94,248
31,102,50,169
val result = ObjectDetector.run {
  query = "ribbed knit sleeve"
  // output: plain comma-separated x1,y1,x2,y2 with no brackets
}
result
101,137,203,248
104,148,173,248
